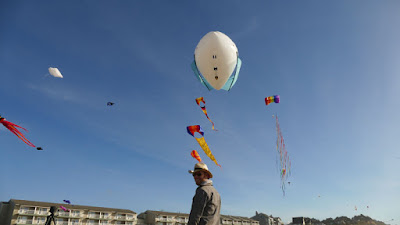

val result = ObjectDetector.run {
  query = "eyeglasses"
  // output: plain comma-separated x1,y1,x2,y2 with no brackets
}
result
192,172,203,177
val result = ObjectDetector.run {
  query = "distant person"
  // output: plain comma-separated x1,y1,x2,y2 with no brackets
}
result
188,163,221,225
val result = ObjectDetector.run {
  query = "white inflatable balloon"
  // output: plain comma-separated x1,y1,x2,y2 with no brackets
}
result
48,67,63,78
192,31,242,91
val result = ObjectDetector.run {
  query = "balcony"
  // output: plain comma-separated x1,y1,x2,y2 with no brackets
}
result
33,221,46,225
36,211,49,216
57,222,69,225
87,222,99,225
115,216,127,221
100,215,112,220
88,215,101,219
17,220,34,224
115,222,134,225
156,218,174,222
19,210,36,215
71,213,82,218
57,212,71,217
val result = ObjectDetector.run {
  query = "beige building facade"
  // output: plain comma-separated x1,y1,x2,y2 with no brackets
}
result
1,200,260,225
0,199,137,225
138,210,259,225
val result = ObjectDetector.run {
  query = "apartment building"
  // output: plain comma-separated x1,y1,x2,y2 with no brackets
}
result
220,215,259,225
138,210,259,225
138,210,189,225
0,199,137,225
252,212,283,225
292,217,305,225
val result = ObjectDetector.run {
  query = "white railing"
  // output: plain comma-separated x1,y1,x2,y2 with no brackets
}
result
58,212,70,217
116,216,127,220
33,220,46,225
115,222,133,225
88,215,101,219
19,210,36,214
17,220,34,224
56,222,69,225
100,215,112,219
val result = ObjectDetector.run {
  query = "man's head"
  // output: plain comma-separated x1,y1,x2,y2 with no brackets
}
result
188,163,213,185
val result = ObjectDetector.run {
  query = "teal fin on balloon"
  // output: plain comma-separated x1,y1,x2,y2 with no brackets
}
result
221,57,242,91
191,60,213,91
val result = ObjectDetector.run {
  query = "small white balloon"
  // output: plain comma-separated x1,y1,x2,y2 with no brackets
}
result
48,67,63,78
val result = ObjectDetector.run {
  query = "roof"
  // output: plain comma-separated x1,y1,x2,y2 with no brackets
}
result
145,210,189,217
221,215,259,222
9,199,136,214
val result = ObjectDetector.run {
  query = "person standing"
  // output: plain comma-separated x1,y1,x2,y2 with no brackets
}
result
188,163,221,225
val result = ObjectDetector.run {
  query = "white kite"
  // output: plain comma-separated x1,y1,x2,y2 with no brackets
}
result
48,67,63,78
191,31,242,91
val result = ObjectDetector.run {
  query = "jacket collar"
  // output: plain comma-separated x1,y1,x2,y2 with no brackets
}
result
200,179,213,186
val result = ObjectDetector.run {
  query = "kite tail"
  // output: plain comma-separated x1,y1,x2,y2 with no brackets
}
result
191,150,202,163
196,98,217,131
206,114,217,131
201,107,217,131
196,137,221,168
1,120,36,147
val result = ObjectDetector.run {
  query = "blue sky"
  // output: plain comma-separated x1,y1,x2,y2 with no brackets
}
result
1,1,399,224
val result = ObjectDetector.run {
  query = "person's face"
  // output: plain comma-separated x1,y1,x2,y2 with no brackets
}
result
192,171,208,185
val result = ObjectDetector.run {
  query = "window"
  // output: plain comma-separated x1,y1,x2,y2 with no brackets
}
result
17,216,28,223
35,217,46,224
126,214,134,220
71,210,81,217
102,212,110,219
20,207,35,214
39,208,49,215
71,219,80,225
89,212,100,219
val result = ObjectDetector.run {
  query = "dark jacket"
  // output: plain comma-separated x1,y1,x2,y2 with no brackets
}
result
188,180,221,225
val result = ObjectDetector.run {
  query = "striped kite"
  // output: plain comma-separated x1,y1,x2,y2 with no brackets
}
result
195,97,217,130
265,95,280,106
187,125,221,167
